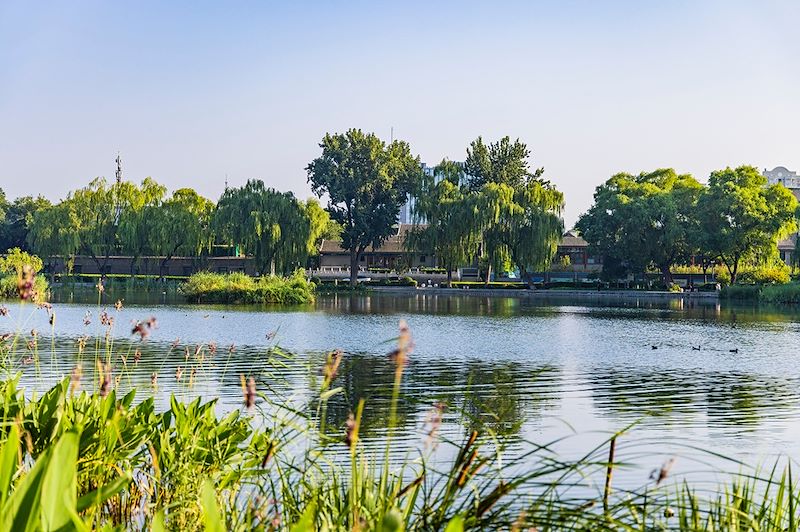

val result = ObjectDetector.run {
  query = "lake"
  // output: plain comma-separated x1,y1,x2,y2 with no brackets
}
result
3,287,800,490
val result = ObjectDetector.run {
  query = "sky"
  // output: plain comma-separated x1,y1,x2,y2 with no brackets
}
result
1,1,798,226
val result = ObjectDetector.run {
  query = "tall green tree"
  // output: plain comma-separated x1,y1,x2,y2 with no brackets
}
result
214,180,311,275
696,165,797,284
460,136,563,285
0,195,51,252
149,188,214,277
464,136,545,192
306,129,422,286
576,169,702,284
409,160,481,286
118,177,167,276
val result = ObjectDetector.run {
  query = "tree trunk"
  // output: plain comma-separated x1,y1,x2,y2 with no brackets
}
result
731,257,739,285
349,249,359,287
519,265,531,289
484,263,492,287
446,267,453,288
660,264,673,286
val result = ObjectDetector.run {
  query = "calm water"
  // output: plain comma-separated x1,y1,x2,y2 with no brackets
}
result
3,287,800,488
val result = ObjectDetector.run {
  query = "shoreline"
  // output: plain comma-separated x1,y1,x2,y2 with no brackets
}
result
368,285,719,300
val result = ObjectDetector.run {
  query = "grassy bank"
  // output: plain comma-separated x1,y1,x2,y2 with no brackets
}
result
722,282,800,304
180,271,315,304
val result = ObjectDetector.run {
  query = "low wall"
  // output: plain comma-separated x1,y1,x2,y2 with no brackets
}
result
367,286,719,300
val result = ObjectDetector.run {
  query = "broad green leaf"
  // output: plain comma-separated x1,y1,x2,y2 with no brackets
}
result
1,440,49,532
0,425,20,508
40,430,79,531
201,480,225,532
444,515,465,532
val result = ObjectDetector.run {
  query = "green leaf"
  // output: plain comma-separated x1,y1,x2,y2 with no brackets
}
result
319,387,343,401
289,500,316,532
151,511,167,532
0,425,20,508
201,480,225,532
40,430,78,531
1,438,49,532
76,473,132,513
444,515,465,532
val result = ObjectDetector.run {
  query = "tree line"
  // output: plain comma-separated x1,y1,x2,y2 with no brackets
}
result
576,166,799,285
3,129,795,287
0,177,339,277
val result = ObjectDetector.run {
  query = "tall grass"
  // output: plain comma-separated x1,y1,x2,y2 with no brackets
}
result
180,270,315,304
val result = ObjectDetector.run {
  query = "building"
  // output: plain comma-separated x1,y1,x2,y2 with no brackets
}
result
316,226,602,277
398,163,437,224
552,231,603,272
318,224,432,271
765,166,800,200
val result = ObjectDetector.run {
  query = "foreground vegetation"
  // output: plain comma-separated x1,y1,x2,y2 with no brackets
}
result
180,271,315,304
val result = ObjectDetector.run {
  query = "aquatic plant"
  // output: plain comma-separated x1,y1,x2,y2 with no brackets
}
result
180,270,315,304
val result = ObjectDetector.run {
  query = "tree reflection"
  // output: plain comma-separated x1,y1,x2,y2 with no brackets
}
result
589,367,799,430
317,353,560,440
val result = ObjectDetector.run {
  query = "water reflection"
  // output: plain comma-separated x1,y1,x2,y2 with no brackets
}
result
590,367,800,430
3,289,800,470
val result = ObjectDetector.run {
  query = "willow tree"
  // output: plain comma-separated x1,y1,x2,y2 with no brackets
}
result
300,199,333,259
462,136,563,285
502,181,565,284
409,160,481,286
214,180,311,275
148,188,214,277
307,129,422,286
576,169,702,284
118,177,167,276
696,165,797,284
27,202,81,272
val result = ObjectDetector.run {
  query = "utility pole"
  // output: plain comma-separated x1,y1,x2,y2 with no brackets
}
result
114,152,123,225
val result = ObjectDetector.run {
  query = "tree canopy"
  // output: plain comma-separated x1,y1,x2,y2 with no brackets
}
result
696,165,797,284
307,129,422,285
413,138,564,286
576,169,702,284
214,179,326,275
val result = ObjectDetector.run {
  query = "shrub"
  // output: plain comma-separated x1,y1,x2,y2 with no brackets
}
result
0,249,48,300
720,284,762,300
738,266,791,285
180,271,314,304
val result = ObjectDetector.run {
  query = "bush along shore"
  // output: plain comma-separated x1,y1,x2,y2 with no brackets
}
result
721,282,800,304
180,271,315,304
0,291,799,530
0,248,49,301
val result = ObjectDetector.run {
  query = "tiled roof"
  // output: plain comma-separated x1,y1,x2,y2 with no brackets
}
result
778,234,797,250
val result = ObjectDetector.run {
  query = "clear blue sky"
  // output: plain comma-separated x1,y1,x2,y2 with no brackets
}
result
1,1,798,225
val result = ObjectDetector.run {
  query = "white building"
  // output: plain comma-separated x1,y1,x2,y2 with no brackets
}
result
398,162,450,225
764,166,800,199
